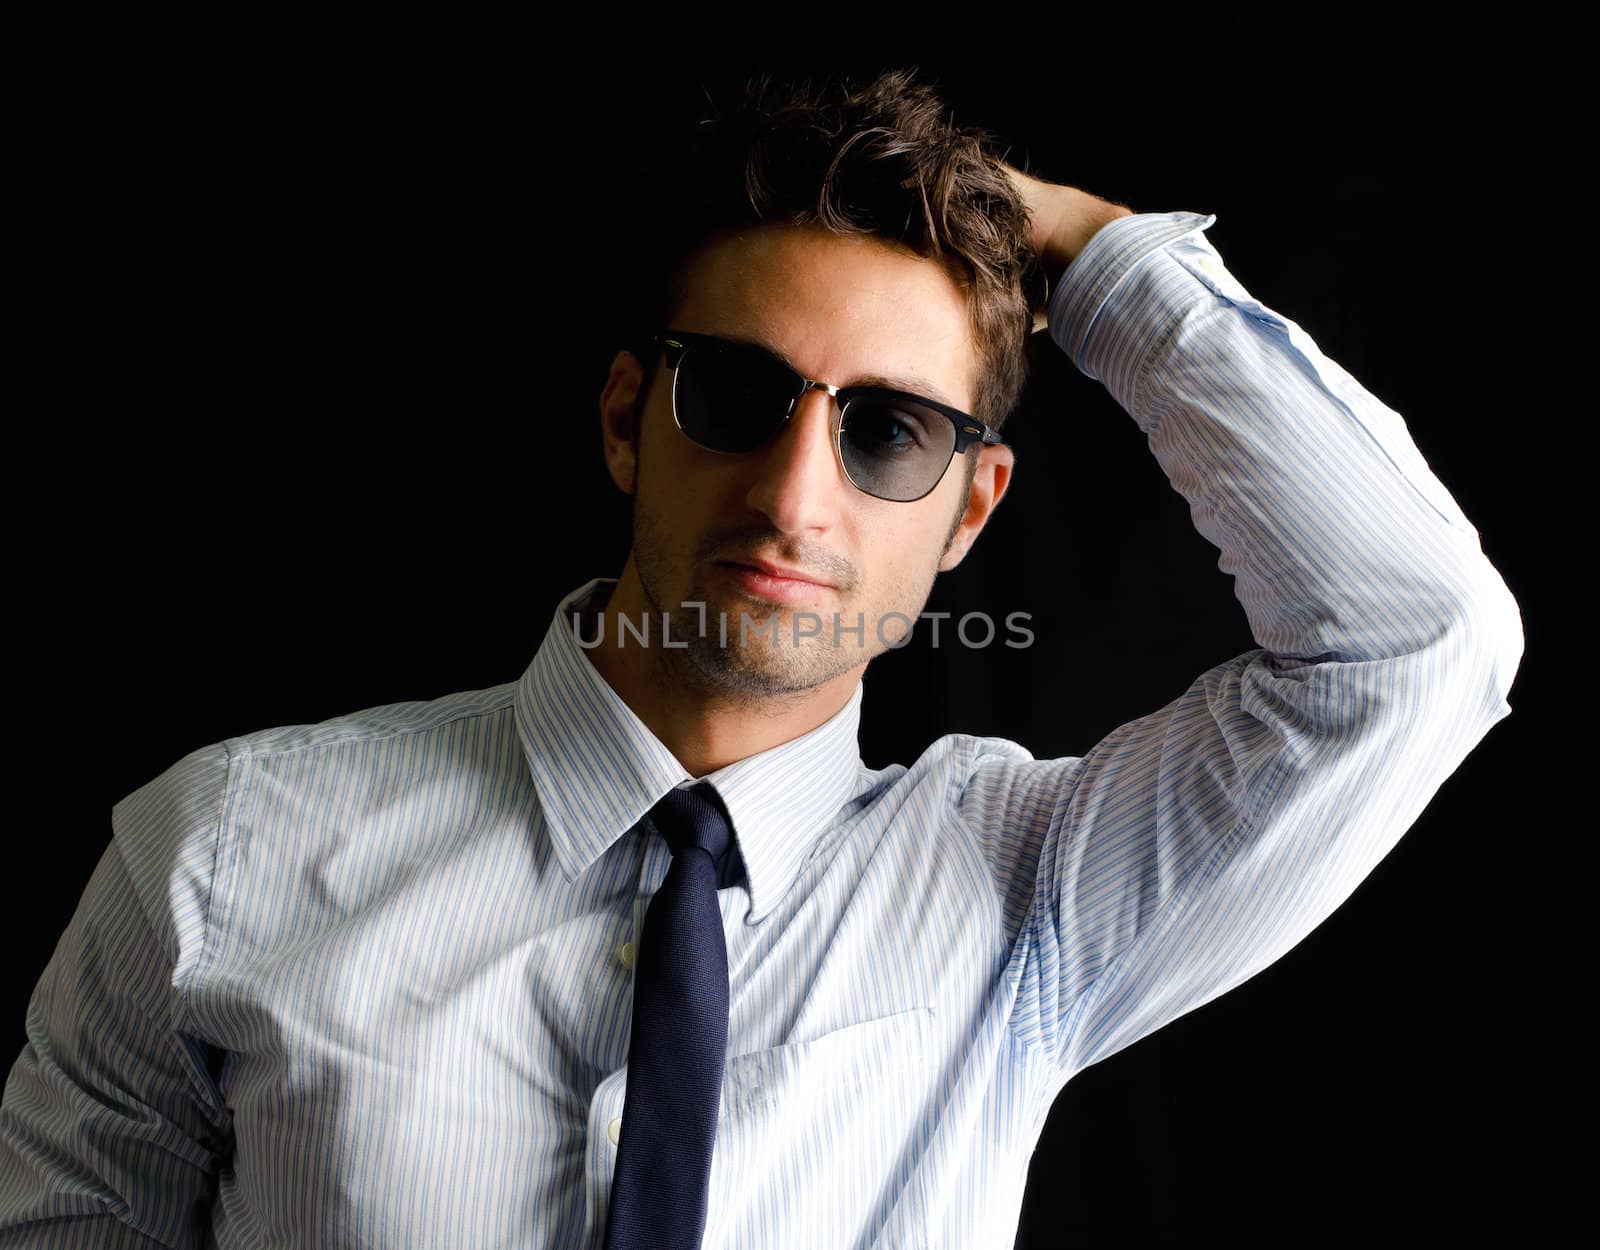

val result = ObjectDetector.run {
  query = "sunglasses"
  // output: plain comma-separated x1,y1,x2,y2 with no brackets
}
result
650,328,1005,503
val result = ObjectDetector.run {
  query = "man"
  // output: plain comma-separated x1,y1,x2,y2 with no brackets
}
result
0,67,1521,1248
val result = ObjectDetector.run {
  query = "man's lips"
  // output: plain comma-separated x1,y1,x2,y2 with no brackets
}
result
716,558,835,588
713,558,840,606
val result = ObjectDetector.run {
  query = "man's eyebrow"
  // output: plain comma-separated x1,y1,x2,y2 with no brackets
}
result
848,371,960,409
723,331,962,410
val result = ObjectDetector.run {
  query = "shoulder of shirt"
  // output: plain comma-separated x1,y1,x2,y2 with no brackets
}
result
882,730,1042,791
216,679,521,764
111,680,522,838
106,680,525,966
920,731,1088,819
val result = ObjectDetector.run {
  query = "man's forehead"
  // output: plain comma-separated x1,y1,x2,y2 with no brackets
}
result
699,222,960,301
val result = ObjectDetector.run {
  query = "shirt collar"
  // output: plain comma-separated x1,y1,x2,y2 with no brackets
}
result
515,577,866,924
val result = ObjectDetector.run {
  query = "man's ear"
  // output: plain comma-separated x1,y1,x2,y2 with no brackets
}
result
600,350,644,496
937,443,1016,572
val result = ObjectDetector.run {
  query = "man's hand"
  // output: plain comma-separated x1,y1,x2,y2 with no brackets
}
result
999,161,1135,332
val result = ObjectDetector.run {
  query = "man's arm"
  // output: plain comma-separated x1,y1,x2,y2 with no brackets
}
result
1001,161,1135,329
961,184,1523,1085
0,744,235,1247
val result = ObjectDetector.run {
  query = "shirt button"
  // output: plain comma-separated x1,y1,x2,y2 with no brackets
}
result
608,1116,623,1145
618,941,635,970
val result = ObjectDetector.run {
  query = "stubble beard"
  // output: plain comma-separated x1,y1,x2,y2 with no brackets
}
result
632,524,872,707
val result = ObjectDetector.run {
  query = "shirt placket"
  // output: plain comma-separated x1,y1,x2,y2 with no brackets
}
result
589,825,676,1234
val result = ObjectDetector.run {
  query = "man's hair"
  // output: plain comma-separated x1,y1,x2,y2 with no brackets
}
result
621,66,1045,497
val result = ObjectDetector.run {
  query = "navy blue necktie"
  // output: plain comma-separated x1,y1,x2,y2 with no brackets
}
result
604,780,741,1250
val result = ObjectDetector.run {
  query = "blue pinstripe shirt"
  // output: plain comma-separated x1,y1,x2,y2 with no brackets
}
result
0,211,1523,1249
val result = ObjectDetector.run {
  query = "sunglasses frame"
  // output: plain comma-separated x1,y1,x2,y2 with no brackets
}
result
650,328,1005,503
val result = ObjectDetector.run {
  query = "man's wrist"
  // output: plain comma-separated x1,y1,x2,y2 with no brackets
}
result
1048,202,1136,283
1030,202,1135,334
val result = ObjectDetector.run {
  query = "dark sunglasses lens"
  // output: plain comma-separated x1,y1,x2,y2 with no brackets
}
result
840,396,957,502
674,343,792,453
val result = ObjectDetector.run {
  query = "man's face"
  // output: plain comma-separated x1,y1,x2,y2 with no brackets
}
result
605,222,1010,700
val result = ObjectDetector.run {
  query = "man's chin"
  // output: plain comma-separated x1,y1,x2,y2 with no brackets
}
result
672,627,862,698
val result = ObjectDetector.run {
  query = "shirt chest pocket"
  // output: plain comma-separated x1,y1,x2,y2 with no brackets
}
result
703,1005,936,1250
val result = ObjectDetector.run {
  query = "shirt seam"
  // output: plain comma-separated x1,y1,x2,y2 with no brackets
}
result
140,739,241,1121
227,694,516,763
945,748,1014,978
111,831,208,1066
179,740,246,1035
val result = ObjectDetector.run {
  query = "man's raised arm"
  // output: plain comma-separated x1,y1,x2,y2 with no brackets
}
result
962,172,1522,1086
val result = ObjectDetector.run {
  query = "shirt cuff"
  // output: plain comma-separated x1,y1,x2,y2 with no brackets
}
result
1045,209,1219,409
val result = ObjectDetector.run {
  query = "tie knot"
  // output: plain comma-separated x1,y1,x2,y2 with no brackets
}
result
647,780,739,880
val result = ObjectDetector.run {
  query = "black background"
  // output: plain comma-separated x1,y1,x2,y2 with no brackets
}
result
3,4,1550,1246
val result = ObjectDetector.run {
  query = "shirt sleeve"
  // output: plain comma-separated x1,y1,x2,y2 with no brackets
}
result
961,210,1524,1086
0,742,235,1248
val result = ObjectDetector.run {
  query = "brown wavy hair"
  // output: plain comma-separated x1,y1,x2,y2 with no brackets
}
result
620,66,1045,494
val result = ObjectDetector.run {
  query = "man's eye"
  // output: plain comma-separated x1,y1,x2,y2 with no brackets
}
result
849,406,926,453
871,416,914,445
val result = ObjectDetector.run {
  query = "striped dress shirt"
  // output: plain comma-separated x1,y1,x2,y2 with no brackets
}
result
0,210,1523,1249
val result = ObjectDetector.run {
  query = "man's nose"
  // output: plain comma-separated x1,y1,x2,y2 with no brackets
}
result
743,388,850,532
